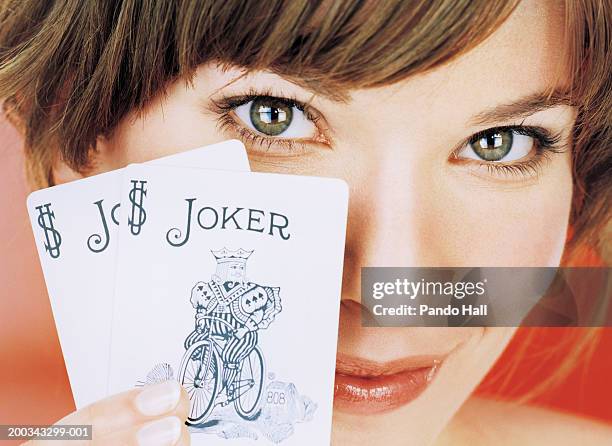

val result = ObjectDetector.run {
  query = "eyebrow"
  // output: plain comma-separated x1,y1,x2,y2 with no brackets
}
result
468,90,572,126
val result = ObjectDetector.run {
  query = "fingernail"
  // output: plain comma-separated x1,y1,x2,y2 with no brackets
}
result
135,380,181,416
137,416,182,446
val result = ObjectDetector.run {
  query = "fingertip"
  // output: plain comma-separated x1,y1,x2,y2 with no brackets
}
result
135,416,182,446
135,380,182,417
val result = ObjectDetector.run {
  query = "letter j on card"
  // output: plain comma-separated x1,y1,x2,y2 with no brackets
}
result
110,164,349,445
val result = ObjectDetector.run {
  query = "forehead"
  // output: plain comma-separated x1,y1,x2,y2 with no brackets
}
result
447,0,566,91
328,0,568,135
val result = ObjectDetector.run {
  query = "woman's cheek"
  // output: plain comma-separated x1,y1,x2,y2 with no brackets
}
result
426,167,573,267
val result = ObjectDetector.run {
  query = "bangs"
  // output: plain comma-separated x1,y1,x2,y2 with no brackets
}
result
178,0,520,94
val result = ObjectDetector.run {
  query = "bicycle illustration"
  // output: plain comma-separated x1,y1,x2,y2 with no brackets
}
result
179,248,282,426
180,315,266,424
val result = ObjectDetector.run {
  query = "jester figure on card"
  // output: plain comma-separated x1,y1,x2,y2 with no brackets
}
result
185,248,282,403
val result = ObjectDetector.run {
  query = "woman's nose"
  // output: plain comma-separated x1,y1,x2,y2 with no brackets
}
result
339,142,443,302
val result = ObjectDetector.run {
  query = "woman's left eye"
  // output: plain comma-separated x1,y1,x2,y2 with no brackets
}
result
456,129,534,162
233,97,317,139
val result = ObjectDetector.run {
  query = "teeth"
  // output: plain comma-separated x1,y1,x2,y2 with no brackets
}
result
426,360,441,382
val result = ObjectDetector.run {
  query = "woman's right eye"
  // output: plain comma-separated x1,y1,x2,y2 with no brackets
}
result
233,97,317,139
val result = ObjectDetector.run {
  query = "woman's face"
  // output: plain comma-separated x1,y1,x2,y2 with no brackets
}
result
55,0,574,444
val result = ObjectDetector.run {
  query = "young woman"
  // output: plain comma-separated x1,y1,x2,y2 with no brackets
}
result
1,0,610,444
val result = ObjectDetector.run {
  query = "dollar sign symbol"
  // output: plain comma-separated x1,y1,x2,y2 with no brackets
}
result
36,203,62,259
128,180,147,235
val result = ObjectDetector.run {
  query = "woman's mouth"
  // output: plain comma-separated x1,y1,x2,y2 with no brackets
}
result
333,353,442,414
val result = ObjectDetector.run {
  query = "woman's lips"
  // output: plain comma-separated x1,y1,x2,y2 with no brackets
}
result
334,354,442,414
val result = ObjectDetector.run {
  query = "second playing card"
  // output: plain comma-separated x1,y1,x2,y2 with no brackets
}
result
26,140,249,408
109,165,348,445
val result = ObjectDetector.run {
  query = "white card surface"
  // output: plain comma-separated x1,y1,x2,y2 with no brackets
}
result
27,140,250,408
109,165,348,445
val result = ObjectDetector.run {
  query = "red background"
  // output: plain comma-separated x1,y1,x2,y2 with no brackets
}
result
0,115,610,438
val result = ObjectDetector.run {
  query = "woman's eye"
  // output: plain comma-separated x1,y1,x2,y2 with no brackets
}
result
457,129,534,162
233,97,316,138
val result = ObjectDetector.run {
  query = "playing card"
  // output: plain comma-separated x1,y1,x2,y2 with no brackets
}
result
109,164,348,445
26,140,250,408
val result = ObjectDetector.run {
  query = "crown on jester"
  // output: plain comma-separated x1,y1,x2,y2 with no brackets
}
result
211,248,253,264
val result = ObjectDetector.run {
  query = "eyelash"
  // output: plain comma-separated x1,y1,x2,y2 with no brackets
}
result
457,124,566,177
211,91,326,154
210,92,566,176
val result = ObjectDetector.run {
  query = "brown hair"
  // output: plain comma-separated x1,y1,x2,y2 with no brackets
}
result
561,0,612,264
0,0,610,398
